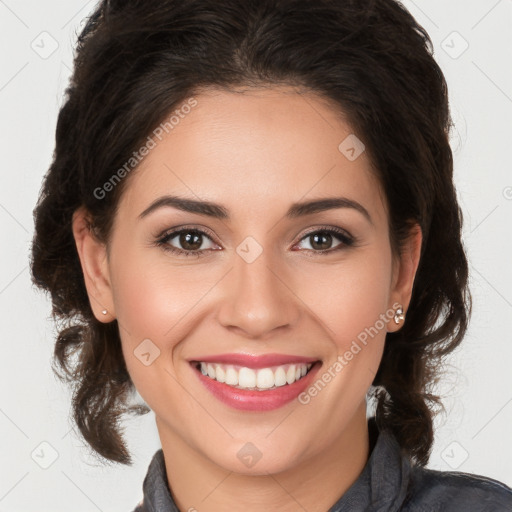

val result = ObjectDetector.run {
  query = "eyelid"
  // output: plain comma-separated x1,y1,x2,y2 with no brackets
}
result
156,224,219,243
298,225,353,241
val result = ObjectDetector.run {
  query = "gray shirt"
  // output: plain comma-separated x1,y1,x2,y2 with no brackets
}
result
132,419,512,511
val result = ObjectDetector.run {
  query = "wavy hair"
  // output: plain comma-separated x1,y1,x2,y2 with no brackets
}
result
30,0,471,466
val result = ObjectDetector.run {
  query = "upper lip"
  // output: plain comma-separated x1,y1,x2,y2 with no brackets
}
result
189,353,320,369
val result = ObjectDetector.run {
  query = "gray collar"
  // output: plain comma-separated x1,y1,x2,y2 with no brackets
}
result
136,418,411,512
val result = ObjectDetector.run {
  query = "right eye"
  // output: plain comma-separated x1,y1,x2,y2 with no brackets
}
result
156,227,220,257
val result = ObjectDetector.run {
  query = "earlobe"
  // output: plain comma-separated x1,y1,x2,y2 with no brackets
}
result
71,206,115,322
388,223,422,332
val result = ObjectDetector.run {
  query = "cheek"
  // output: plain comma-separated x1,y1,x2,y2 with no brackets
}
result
107,247,189,373
109,246,227,401
110,254,204,412
292,250,392,424
110,249,204,342
296,245,393,349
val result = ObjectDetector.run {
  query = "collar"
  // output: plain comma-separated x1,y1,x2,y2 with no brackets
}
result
137,418,412,512
328,418,411,511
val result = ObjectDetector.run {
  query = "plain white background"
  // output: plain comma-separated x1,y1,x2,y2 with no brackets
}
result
0,0,511,510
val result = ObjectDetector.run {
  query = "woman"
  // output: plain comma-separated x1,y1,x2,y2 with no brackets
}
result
30,0,512,510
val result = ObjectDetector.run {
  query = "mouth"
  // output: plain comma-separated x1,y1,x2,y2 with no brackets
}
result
190,360,321,391
189,355,324,411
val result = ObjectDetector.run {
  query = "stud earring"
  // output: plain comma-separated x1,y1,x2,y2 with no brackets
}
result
101,309,108,315
393,305,404,324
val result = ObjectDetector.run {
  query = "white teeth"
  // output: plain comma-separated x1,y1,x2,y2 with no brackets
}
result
286,365,296,384
215,364,225,383
197,362,314,390
274,366,287,387
225,366,238,385
256,368,274,389
239,367,256,388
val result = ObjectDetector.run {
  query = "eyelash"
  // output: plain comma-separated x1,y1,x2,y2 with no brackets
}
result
154,225,356,258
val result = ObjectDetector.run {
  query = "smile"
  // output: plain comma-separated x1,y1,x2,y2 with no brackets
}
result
195,362,314,391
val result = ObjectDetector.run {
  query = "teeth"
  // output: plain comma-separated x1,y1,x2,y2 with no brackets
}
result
286,365,296,384
274,366,287,387
198,362,314,390
225,366,238,385
215,365,226,383
240,367,256,388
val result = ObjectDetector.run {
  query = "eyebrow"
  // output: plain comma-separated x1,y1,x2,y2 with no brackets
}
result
138,195,373,225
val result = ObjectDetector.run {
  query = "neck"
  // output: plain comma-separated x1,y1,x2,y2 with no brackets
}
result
157,403,370,512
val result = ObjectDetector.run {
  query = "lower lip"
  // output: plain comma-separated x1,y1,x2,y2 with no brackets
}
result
191,362,322,411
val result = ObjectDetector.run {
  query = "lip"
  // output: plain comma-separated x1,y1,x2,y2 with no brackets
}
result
188,353,319,369
190,360,323,411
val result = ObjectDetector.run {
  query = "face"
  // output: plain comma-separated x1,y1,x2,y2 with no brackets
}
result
74,86,421,476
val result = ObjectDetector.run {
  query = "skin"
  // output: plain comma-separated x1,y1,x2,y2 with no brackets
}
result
72,86,422,512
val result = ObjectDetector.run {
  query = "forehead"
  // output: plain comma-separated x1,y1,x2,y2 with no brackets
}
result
117,86,388,227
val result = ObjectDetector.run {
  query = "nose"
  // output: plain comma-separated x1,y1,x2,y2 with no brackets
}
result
215,243,301,339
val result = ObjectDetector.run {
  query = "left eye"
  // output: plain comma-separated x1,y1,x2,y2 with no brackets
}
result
294,228,354,252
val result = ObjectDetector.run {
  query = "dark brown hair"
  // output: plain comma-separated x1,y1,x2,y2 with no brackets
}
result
30,0,471,466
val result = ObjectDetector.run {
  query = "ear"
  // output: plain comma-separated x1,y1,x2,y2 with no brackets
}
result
71,206,115,322
387,223,422,332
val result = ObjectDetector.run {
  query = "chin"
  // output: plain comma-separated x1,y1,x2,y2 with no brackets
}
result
206,436,308,476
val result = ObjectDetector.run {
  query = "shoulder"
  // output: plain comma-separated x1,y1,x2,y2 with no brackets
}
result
404,464,512,511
